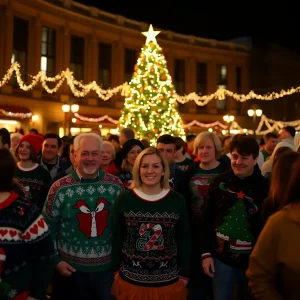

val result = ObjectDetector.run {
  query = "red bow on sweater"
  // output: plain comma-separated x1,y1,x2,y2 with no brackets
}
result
73,198,110,238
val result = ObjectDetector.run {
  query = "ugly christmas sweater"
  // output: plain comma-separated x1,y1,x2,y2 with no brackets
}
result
15,163,52,209
112,188,191,287
0,192,54,300
200,167,269,269
43,169,124,272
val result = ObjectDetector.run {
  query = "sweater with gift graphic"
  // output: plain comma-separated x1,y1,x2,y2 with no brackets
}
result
0,192,54,300
15,163,52,210
112,188,191,287
200,167,269,269
43,170,124,272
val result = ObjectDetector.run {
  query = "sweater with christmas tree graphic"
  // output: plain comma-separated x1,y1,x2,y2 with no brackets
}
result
200,168,269,269
112,188,191,287
0,192,54,300
15,163,52,210
43,169,124,272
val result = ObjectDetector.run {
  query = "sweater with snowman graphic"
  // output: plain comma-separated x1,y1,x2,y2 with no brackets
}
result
43,169,124,272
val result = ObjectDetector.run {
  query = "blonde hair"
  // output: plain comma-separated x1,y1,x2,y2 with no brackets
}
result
130,147,170,190
193,131,223,159
74,133,103,151
102,141,116,160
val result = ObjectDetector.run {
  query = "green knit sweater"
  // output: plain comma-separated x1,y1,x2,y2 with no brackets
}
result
43,170,124,272
112,188,191,287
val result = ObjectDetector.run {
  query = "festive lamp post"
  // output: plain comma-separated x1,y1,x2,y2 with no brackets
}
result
61,104,79,136
247,108,262,140
118,24,185,145
223,114,235,135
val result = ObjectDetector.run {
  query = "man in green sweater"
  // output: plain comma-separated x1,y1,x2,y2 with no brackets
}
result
43,133,124,300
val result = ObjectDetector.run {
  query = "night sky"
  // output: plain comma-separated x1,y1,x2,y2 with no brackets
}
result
75,0,299,52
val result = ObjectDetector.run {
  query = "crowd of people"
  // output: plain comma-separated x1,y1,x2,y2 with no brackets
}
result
0,125,299,300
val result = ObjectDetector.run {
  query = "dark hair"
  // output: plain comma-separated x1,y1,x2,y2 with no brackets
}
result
273,146,293,166
0,149,16,191
0,128,10,147
259,137,265,146
141,138,151,149
283,155,300,205
186,135,196,143
175,137,186,154
230,135,259,158
270,152,300,207
43,133,62,148
15,142,38,163
68,135,76,145
29,128,39,135
221,136,231,147
282,126,296,137
157,134,176,145
108,134,120,144
264,132,278,141
120,128,135,140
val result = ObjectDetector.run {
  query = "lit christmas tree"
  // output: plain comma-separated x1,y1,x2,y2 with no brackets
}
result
118,24,186,145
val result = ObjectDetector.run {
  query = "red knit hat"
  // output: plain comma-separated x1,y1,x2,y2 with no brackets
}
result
19,134,42,155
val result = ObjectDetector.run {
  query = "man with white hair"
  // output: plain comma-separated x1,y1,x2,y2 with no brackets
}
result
43,133,124,300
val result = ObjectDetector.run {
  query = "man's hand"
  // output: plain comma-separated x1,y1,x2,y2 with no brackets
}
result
56,261,76,277
202,257,215,278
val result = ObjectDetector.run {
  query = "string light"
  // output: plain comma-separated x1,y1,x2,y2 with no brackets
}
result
183,120,227,129
74,113,119,124
0,108,32,119
2,62,300,105
256,115,300,135
1,63,126,100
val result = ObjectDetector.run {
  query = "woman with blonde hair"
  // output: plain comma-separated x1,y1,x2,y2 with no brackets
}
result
100,141,119,175
112,147,190,300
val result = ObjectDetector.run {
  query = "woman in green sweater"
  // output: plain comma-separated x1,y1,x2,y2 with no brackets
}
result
112,147,191,300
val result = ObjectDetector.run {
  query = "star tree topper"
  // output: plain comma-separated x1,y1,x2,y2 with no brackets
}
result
142,24,160,44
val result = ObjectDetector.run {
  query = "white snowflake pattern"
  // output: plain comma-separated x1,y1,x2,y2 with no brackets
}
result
8,289,18,298
54,200,62,209
76,186,84,196
66,188,75,198
58,193,65,202
97,185,106,194
108,186,115,195
116,189,121,197
87,185,95,195
66,203,71,208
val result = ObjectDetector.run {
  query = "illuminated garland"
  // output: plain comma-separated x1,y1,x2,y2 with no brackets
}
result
2,62,128,100
183,120,227,129
74,113,119,124
2,62,300,104
0,109,32,119
256,115,300,135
